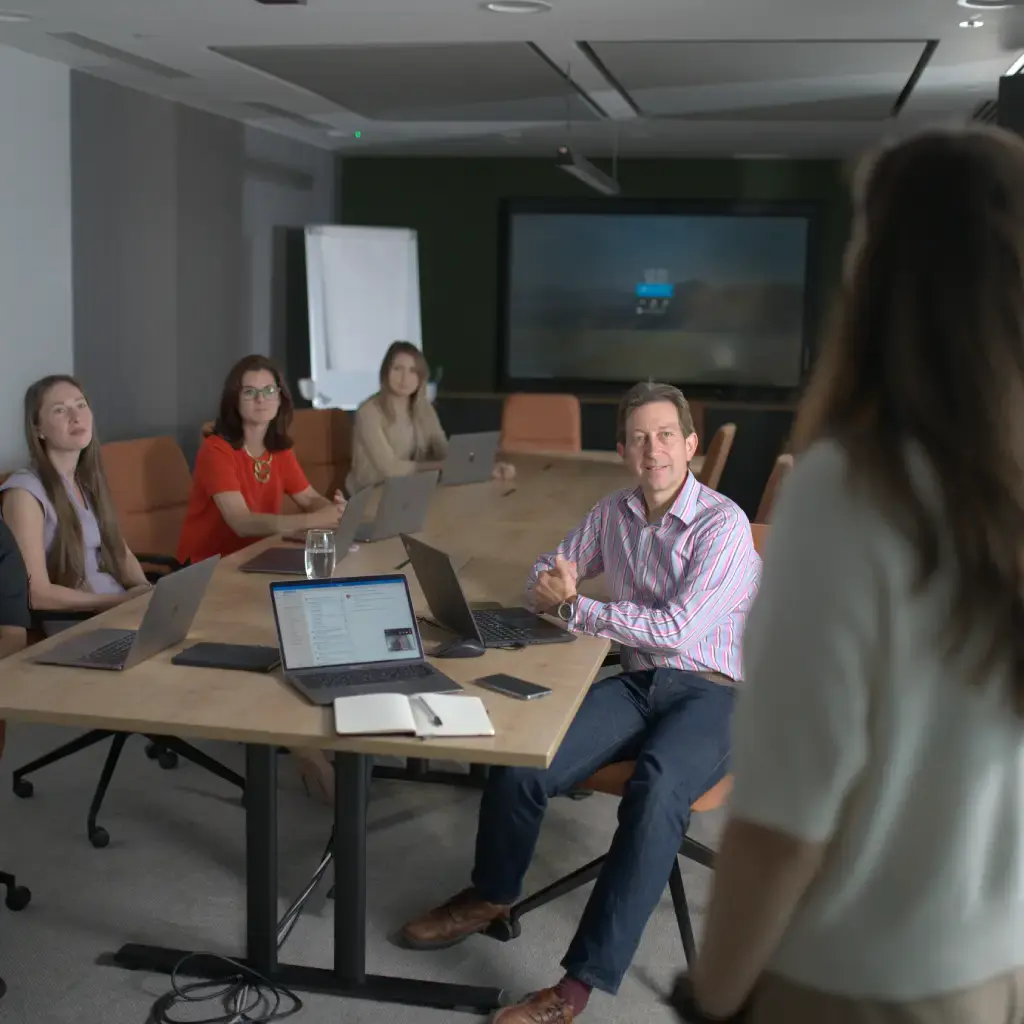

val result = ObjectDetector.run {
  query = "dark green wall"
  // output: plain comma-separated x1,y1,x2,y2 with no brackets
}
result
338,157,851,392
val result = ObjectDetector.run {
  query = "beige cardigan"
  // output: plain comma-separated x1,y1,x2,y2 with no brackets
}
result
346,395,449,493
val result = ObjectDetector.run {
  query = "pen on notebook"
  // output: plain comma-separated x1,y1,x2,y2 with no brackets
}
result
414,696,443,727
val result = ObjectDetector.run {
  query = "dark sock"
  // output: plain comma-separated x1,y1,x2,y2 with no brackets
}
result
554,976,592,1015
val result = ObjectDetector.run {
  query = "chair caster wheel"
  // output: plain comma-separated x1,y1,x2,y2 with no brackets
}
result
486,917,521,942
566,789,593,801
5,886,31,912
157,750,178,770
12,779,33,799
89,827,110,848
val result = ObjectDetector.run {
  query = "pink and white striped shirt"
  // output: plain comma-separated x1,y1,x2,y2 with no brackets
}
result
528,471,761,680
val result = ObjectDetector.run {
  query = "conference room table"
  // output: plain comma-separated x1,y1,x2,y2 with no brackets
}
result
0,452,633,1014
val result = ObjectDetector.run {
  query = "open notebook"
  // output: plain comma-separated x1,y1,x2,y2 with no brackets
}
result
333,693,495,739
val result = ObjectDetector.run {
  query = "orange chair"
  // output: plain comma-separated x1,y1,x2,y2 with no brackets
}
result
492,525,769,965
696,423,736,491
289,408,352,499
500,393,582,454
754,453,793,524
101,436,193,576
12,438,245,847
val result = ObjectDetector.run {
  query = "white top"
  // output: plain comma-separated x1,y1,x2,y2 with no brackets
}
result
730,440,1024,1000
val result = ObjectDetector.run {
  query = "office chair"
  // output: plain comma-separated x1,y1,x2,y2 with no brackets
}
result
0,722,32,1004
12,613,245,849
696,423,737,491
485,766,730,966
500,394,582,454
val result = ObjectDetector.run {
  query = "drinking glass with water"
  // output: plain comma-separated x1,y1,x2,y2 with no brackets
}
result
305,529,336,580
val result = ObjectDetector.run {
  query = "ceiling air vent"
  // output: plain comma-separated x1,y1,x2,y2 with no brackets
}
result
246,102,328,130
48,32,193,79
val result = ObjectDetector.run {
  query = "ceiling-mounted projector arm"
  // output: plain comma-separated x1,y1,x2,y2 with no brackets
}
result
556,145,621,196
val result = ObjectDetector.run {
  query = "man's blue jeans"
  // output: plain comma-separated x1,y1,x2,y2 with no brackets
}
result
472,668,735,995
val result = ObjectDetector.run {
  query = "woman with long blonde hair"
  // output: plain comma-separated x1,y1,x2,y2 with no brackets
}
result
347,341,513,494
674,126,1024,1024
0,375,151,614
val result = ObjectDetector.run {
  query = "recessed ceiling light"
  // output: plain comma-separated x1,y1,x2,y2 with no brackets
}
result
960,15,985,25
483,0,552,12
0,11,31,22
958,0,1020,8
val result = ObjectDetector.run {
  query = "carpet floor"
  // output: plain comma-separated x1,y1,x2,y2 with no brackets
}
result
0,721,723,1023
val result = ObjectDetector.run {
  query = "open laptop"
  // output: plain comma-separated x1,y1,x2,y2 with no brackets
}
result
354,470,439,543
441,431,501,486
400,534,575,648
32,556,220,670
240,486,373,575
269,573,463,705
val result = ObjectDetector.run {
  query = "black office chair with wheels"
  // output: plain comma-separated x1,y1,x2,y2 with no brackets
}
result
12,609,245,848
0,723,32,1004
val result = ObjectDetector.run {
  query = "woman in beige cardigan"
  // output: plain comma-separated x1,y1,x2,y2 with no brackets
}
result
347,341,513,493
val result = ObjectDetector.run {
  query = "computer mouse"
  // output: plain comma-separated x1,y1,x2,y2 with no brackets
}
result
432,637,487,659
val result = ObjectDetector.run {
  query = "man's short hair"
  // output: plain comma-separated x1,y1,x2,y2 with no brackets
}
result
616,382,695,445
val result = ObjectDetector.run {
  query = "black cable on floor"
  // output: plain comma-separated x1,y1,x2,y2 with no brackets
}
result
147,953,302,1023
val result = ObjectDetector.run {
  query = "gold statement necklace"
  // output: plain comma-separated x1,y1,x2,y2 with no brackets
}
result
244,444,273,484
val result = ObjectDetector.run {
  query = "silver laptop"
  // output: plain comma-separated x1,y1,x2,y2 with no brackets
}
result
354,470,439,543
441,431,501,486
240,486,373,575
269,573,463,706
33,556,220,671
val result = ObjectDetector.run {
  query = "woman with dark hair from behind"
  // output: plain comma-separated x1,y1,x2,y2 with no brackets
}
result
347,340,514,494
673,126,1024,1024
0,375,152,616
177,354,345,802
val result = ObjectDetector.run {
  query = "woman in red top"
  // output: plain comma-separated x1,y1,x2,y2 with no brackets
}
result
178,355,344,565
178,355,344,801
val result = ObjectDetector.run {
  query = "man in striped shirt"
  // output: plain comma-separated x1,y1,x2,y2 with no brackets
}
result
399,382,761,1023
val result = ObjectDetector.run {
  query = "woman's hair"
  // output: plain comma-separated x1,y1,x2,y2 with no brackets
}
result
793,125,1024,712
23,374,130,591
213,354,294,452
376,341,431,423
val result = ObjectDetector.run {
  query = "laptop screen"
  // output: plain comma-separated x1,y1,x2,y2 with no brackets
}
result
272,576,422,670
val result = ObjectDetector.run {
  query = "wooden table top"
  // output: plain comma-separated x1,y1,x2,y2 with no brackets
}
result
0,455,633,769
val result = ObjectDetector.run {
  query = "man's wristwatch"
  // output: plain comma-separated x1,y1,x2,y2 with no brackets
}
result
556,597,578,622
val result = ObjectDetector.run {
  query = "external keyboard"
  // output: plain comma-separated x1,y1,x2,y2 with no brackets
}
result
80,634,135,666
473,611,529,645
303,663,435,690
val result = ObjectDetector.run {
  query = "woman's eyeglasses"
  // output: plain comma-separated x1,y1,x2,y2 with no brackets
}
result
240,385,280,402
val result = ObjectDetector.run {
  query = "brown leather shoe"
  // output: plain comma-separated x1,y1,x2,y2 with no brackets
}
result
400,888,511,950
493,988,575,1023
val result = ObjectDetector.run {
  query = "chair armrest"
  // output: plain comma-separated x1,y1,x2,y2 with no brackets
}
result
135,553,182,571
135,553,182,584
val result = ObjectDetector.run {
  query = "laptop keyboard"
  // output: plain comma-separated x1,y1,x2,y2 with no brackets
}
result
80,634,134,666
473,611,530,645
302,663,435,690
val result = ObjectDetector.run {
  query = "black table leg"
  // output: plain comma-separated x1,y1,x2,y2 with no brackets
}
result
104,744,504,1014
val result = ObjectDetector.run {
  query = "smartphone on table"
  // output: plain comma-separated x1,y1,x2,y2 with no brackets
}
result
475,673,552,700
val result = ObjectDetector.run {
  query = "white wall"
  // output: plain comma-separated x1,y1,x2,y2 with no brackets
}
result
0,46,72,469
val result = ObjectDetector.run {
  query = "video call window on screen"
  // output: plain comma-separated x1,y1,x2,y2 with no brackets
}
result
273,578,421,670
501,200,817,397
